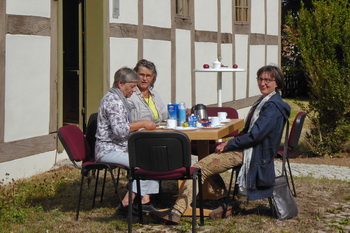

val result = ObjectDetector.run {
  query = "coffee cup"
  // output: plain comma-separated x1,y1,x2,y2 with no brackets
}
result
211,117,220,127
218,112,228,121
167,119,177,129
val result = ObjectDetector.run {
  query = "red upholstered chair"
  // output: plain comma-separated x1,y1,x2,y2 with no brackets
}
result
207,107,240,138
277,111,307,197
127,131,204,233
58,124,127,220
85,113,125,206
191,107,240,155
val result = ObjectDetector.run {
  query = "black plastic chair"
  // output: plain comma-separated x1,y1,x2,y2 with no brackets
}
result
58,124,127,220
127,131,204,233
277,111,307,197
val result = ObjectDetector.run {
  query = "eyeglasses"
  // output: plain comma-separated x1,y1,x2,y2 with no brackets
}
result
256,77,275,84
139,73,154,79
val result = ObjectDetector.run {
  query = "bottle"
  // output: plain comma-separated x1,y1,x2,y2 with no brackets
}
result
178,102,186,126
167,103,178,120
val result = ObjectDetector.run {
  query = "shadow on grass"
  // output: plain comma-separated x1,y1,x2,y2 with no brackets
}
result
26,168,126,214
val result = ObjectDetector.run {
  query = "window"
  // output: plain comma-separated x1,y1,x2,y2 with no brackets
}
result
176,0,190,18
235,0,249,24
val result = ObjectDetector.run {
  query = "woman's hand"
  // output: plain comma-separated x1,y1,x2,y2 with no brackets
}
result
130,120,156,132
215,141,228,154
142,120,156,130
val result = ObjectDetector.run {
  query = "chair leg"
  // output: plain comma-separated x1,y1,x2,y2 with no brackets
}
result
107,167,122,204
92,169,100,208
116,167,121,189
198,171,204,226
227,167,235,200
100,169,108,204
136,179,143,224
268,196,277,218
76,173,85,220
287,158,297,197
192,175,197,233
128,176,133,233
232,169,240,201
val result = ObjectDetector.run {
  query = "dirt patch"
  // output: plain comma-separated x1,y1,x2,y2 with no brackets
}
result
289,155,350,167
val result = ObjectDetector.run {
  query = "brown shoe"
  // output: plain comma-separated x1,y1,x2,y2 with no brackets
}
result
209,200,240,219
149,208,181,225
209,204,233,219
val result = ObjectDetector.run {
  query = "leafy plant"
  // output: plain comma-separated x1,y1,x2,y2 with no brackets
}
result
0,172,66,227
286,0,350,156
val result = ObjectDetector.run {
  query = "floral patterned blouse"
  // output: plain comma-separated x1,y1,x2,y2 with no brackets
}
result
95,91,131,160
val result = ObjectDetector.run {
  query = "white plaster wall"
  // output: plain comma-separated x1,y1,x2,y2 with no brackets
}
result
235,34,249,100
5,35,50,142
267,45,279,66
249,45,265,97
109,0,138,24
267,0,279,36
251,0,265,34
221,44,233,103
195,0,217,31
221,0,232,34
194,42,218,105
175,30,192,107
6,0,50,17
109,38,138,85
143,39,172,104
0,150,57,184
237,106,250,120
144,0,171,28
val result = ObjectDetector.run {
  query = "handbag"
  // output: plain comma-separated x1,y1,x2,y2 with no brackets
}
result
269,121,298,220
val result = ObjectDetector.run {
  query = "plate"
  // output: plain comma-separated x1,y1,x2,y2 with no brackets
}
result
198,125,223,129
158,126,198,130
158,126,177,130
174,127,198,131
220,119,231,123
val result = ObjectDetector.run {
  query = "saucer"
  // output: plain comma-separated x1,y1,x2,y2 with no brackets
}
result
220,119,231,123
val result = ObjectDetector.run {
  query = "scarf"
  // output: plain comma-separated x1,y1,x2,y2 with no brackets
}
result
108,87,132,122
237,91,276,195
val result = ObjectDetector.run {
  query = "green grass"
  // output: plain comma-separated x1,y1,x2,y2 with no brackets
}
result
1,165,349,233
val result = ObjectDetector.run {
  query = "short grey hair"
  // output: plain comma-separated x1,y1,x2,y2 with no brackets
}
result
113,67,140,88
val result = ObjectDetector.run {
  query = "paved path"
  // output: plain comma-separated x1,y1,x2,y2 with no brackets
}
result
274,160,350,182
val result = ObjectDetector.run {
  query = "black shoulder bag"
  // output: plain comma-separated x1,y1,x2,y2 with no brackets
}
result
269,121,298,220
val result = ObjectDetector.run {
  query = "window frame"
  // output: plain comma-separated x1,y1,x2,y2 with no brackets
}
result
235,0,249,25
176,0,191,20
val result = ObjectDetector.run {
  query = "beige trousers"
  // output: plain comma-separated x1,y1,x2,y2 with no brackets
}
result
173,150,243,214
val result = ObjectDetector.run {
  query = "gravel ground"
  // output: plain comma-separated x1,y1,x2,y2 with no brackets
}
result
275,160,350,181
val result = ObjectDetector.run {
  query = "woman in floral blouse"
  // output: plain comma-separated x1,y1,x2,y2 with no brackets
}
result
95,67,158,214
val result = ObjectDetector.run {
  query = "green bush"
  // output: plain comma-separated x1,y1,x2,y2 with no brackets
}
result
286,0,350,156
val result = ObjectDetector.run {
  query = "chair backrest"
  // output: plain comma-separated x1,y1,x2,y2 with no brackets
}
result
58,125,91,165
207,106,240,138
128,131,192,172
288,112,307,149
86,113,98,159
207,107,239,119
